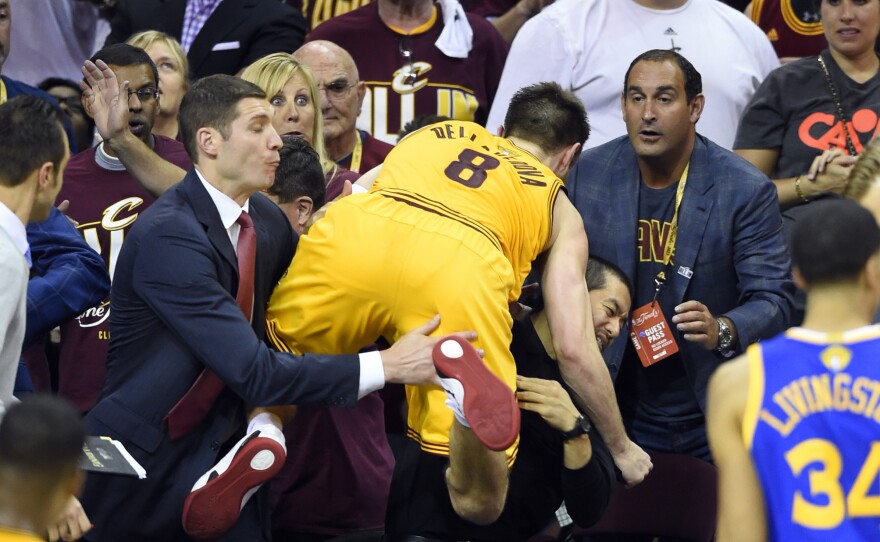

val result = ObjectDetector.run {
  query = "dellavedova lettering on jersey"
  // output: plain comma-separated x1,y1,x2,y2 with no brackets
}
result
428,122,548,188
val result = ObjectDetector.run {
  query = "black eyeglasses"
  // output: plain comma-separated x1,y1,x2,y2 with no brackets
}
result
398,36,418,86
318,79,358,102
126,87,161,102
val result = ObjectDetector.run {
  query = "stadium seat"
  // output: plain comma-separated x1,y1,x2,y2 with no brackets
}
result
575,452,717,542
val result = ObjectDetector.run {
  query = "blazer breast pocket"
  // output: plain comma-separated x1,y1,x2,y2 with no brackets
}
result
211,41,240,52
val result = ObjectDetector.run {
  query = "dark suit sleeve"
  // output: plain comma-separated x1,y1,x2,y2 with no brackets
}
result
240,3,307,70
131,222,360,408
24,207,110,349
724,178,794,350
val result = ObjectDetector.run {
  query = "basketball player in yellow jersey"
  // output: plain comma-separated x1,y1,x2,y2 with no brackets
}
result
263,83,651,529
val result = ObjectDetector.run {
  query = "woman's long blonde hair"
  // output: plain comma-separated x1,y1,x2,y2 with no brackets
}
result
240,53,336,177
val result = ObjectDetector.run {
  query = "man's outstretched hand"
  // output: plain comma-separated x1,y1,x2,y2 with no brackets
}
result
80,59,131,143
380,315,480,387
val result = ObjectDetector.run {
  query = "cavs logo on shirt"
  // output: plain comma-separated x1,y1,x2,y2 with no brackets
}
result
74,196,146,331
638,219,675,263
360,62,480,143
799,108,880,153
391,61,431,94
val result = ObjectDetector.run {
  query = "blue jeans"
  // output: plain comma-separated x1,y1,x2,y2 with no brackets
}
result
625,413,712,462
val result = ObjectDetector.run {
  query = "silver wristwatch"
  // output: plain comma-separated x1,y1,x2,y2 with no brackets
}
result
716,317,733,353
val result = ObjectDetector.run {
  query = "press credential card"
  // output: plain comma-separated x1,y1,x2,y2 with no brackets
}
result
629,302,679,367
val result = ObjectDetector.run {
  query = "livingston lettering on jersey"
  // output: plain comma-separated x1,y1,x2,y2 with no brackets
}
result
760,372,880,438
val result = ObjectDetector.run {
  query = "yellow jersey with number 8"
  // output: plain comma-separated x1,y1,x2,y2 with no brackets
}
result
372,120,564,301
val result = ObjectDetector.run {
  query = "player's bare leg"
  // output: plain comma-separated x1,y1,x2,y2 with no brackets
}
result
445,420,510,524
433,336,519,524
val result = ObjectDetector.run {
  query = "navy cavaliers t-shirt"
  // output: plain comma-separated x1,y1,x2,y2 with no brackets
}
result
306,1,508,144
616,180,702,425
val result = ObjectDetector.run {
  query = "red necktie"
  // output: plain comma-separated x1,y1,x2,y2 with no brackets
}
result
166,211,257,440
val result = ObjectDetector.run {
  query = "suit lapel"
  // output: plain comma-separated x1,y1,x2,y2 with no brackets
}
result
182,171,239,274
187,0,252,73
668,137,713,304
613,145,640,283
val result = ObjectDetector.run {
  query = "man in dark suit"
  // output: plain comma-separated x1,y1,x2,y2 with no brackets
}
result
567,49,794,462
78,73,456,542
105,0,307,79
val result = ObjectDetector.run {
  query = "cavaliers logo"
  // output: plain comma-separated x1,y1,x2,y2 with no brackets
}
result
391,61,431,94
798,109,880,153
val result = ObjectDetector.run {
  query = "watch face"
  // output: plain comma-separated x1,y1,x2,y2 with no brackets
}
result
563,415,590,439
579,415,591,433
718,320,732,349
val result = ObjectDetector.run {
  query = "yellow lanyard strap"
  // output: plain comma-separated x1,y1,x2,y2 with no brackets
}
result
656,162,690,286
350,131,363,173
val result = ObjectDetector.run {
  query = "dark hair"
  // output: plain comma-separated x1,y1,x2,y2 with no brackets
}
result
0,95,67,187
586,256,634,303
624,49,703,103
398,115,451,142
792,199,880,285
270,135,326,209
520,256,632,312
178,75,267,162
88,43,159,87
0,395,84,474
38,77,97,135
37,77,80,95
503,82,590,154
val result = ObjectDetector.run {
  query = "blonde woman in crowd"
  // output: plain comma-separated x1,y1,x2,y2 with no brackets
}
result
240,53,359,199
126,31,189,140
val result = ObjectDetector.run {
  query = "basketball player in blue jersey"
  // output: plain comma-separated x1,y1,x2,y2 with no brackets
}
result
709,198,880,542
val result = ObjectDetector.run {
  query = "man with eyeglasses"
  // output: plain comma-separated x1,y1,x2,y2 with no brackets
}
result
294,40,393,174
54,43,191,415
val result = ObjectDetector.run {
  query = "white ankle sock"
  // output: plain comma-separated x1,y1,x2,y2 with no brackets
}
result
247,412,283,435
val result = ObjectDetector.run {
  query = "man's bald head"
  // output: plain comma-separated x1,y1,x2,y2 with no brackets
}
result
293,40,365,159
294,40,359,81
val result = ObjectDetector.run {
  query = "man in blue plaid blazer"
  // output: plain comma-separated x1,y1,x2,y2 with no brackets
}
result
567,49,794,461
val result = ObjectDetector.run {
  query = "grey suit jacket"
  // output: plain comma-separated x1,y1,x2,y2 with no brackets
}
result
568,134,795,411
0,227,27,419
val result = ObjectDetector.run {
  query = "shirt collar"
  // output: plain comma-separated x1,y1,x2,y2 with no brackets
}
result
95,142,126,171
0,200,29,258
195,167,249,229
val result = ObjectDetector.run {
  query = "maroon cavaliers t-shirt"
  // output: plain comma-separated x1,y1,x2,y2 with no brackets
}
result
307,2,508,144
56,135,191,412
